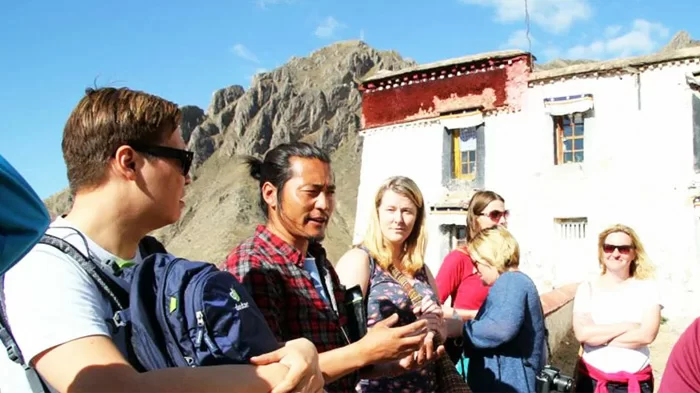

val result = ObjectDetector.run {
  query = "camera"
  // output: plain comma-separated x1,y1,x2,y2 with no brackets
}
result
535,365,574,393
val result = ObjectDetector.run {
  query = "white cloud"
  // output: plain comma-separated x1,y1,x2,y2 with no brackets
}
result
604,25,622,37
459,0,592,33
502,29,535,50
315,16,344,39
541,46,561,59
232,44,260,63
566,19,670,59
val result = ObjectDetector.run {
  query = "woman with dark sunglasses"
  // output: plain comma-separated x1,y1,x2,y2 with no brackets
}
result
573,224,662,393
434,190,508,376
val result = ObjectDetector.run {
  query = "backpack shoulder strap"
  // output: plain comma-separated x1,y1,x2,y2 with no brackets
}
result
0,234,133,393
138,236,167,259
40,234,128,311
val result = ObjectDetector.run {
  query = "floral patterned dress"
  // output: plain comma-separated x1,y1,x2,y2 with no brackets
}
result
356,259,439,393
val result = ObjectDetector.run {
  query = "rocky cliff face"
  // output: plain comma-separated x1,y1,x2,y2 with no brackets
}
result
45,40,414,263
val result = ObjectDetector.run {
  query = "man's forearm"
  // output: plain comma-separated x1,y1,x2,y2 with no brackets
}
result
85,363,290,393
318,342,368,383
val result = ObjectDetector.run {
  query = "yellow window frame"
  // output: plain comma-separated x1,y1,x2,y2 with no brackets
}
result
452,129,476,180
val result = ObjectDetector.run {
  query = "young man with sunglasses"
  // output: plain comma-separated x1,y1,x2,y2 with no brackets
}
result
0,87,323,393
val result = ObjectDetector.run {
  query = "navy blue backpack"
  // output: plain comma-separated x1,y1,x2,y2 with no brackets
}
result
0,233,280,392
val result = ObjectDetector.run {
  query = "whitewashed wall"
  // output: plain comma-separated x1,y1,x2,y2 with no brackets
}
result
353,119,446,239
354,63,700,316
491,64,700,316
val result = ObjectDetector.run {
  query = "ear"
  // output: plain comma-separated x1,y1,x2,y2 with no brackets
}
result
261,181,278,211
113,145,141,181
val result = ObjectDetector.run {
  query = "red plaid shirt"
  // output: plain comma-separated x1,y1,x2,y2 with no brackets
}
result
225,225,357,392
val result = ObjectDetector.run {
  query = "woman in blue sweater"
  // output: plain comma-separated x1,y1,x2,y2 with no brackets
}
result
448,226,546,392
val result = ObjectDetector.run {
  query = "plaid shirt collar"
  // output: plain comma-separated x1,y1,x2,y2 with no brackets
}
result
253,225,328,269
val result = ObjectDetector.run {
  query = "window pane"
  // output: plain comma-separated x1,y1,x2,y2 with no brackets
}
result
457,226,467,239
563,152,573,163
462,163,468,174
562,116,571,127
461,151,468,162
575,124,584,136
564,139,572,151
573,113,584,124
574,151,584,162
468,161,476,174
468,150,476,162
563,125,573,137
574,138,583,150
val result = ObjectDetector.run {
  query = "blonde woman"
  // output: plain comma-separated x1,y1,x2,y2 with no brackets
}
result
336,176,459,393
445,226,546,393
573,224,661,393
435,190,507,377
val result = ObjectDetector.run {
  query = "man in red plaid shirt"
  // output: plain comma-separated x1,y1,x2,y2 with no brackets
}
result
225,142,438,392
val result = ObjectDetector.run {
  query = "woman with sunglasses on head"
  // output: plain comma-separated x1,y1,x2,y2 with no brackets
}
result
435,190,508,375
573,224,662,393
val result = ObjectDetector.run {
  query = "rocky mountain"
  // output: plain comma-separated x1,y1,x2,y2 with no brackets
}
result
659,31,700,53
44,40,415,264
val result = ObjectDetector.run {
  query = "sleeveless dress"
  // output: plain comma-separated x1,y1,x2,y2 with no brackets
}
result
356,259,440,393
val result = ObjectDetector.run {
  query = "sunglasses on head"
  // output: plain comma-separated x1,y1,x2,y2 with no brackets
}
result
481,210,509,222
602,244,634,254
129,144,194,176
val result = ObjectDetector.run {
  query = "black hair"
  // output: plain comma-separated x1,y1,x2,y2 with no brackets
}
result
244,142,331,218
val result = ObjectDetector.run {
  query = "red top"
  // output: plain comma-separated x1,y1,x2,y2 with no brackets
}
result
435,249,490,310
659,317,700,393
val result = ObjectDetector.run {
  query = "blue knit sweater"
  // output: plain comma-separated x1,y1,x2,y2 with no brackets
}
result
464,271,546,393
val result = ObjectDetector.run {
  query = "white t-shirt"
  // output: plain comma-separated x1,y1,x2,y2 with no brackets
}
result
0,217,118,392
573,277,663,373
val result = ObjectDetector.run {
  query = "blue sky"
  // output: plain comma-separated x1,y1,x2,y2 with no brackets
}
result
2,0,698,198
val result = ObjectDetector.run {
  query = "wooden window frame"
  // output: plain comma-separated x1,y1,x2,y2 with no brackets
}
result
554,113,585,165
452,129,477,180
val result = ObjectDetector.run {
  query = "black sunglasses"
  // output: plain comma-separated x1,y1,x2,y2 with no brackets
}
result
129,144,194,176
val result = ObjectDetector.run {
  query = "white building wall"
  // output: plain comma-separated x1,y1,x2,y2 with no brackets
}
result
353,119,449,275
354,62,700,316
490,64,700,316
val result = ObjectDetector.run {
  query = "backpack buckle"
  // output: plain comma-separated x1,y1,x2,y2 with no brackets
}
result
112,310,127,328
5,342,20,364
0,327,22,364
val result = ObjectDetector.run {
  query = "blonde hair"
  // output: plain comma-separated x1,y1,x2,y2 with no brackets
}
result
597,224,654,279
467,226,520,273
362,176,427,275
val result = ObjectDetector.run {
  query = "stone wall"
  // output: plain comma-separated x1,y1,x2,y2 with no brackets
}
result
541,283,579,378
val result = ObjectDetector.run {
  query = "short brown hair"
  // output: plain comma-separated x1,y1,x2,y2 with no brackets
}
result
62,87,182,193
